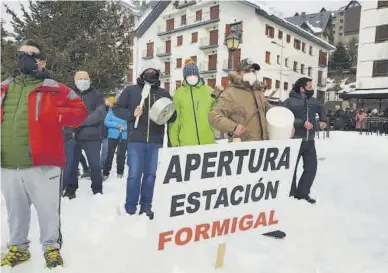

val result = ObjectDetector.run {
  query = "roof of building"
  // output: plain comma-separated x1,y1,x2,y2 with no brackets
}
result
135,0,335,50
285,10,331,35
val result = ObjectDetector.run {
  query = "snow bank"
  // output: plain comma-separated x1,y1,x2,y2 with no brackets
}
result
305,21,323,34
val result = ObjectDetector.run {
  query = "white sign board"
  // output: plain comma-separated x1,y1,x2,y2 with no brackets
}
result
153,139,302,252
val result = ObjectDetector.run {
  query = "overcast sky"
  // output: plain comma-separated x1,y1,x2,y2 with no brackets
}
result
1,0,352,33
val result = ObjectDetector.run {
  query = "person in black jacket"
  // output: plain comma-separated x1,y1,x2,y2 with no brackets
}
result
113,68,177,218
63,71,105,198
283,77,327,204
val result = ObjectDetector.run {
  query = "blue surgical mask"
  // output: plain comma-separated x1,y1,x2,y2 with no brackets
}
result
76,80,90,91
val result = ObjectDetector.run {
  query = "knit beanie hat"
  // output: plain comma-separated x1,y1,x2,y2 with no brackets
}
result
183,58,200,78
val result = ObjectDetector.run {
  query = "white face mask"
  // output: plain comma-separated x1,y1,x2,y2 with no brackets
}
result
186,75,199,86
76,79,91,91
242,72,258,86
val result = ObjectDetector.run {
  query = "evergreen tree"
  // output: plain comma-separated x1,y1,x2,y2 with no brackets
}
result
347,37,358,67
329,42,351,71
1,21,18,81
5,1,134,95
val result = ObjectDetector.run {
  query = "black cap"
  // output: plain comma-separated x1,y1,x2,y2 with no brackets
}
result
21,39,42,52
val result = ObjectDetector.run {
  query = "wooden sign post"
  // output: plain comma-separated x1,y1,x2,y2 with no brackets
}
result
215,243,226,269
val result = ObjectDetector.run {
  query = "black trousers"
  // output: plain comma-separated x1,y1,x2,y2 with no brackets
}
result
79,153,89,171
290,140,318,199
103,138,128,176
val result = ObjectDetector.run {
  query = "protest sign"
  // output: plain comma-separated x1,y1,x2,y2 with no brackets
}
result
153,139,302,252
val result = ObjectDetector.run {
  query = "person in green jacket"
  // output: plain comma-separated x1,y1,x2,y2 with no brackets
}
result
169,58,216,146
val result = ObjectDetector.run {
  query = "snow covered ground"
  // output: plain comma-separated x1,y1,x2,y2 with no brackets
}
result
1,132,388,273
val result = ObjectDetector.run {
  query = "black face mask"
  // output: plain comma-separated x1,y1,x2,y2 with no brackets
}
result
143,70,159,85
18,54,38,75
305,89,314,98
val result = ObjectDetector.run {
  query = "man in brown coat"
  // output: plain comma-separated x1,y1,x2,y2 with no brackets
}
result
209,58,273,141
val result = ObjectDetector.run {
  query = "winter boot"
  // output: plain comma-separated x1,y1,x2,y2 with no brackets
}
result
304,195,316,204
63,187,76,200
103,175,109,181
44,247,63,269
1,246,31,267
117,174,124,179
139,208,154,220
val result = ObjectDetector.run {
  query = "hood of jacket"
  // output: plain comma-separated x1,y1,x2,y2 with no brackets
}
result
289,90,305,99
228,71,265,92
136,68,161,87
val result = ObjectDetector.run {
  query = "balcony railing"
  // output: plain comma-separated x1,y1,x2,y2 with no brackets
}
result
160,70,171,78
199,62,217,74
156,47,172,57
158,10,219,35
199,37,219,50
142,50,154,60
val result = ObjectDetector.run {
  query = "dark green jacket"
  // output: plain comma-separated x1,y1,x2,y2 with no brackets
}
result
1,75,42,168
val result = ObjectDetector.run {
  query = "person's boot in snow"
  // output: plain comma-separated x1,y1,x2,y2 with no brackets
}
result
44,247,63,268
304,195,316,204
139,208,154,220
103,175,109,181
117,174,123,179
262,230,287,239
1,246,31,267
63,187,76,199
81,169,91,178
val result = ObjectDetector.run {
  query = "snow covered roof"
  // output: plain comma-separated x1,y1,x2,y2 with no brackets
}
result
285,9,332,35
340,89,388,99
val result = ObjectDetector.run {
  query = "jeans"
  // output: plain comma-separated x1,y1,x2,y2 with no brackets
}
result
68,140,103,194
63,138,77,190
125,142,160,213
290,140,318,198
103,138,128,176
100,138,108,168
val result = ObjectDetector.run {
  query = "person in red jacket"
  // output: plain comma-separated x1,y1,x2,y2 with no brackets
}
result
0,40,88,269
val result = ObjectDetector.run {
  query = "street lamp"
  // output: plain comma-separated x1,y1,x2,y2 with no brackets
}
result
271,40,284,101
225,32,242,71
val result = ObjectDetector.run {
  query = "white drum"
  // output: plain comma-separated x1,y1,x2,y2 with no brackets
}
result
266,106,295,140
149,97,176,125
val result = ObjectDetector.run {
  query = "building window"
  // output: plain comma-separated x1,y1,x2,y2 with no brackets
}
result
319,50,328,66
286,34,291,43
275,80,280,89
302,42,306,52
265,51,271,64
277,55,280,65
177,35,183,46
165,62,170,74
339,33,343,36
192,32,198,43
165,40,171,53
164,82,170,92
209,30,218,45
176,80,182,88
301,64,305,74
181,15,186,25
191,56,197,63
285,58,289,67
207,79,216,88
283,82,288,90
293,61,298,72
309,45,313,55
278,30,283,39
308,66,312,76
208,54,217,70
196,10,202,21
265,25,275,38
146,42,154,57
339,26,343,30
372,60,388,77
375,24,388,42
318,70,323,85
166,18,174,31
263,77,272,89
378,0,388,8
294,39,301,50
176,58,182,68
225,22,243,39
340,19,344,23
210,5,220,20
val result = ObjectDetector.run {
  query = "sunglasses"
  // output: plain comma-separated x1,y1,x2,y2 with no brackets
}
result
16,51,44,59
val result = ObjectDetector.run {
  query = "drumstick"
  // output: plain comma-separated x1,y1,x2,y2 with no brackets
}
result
134,83,151,128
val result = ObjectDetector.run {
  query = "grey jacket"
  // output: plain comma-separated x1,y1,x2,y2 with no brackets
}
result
283,91,326,141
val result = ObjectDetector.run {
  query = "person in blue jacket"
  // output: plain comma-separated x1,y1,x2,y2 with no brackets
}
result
103,103,128,180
